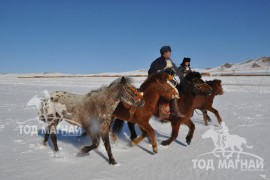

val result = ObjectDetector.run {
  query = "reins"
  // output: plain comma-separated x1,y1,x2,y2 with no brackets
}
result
123,86,142,103
181,78,209,95
122,86,142,121
155,79,175,92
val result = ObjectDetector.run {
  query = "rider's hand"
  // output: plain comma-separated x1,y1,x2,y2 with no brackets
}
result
165,68,176,76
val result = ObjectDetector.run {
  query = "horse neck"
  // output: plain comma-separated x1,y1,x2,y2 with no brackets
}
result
211,85,220,97
87,84,120,106
177,83,196,113
178,81,195,97
142,86,161,113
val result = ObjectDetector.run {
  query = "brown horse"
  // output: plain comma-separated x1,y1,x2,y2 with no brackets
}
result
194,79,224,125
112,72,213,147
111,71,179,153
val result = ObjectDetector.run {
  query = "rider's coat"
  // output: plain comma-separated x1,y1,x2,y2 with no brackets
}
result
148,56,180,76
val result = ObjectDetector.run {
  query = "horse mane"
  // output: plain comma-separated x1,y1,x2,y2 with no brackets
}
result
206,79,221,87
177,71,202,94
88,76,133,95
140,72,166,91
109,77,133,87
184,71,202,81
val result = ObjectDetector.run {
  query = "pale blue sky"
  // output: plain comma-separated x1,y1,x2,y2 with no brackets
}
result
0,0,270,73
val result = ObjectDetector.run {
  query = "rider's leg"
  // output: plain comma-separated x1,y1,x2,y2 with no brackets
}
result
169,99,185,120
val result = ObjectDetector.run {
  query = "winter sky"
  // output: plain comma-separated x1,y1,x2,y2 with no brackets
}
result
0,0,270,73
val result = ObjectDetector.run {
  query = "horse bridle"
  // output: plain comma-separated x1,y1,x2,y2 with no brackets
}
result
182,78,210,95
120,86,143,121
122,85,143,104
155,79,176,93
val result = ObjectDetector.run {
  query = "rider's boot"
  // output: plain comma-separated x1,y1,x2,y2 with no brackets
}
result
169,99,185,122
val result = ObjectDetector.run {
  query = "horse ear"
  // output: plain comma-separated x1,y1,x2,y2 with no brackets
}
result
120,76,127,84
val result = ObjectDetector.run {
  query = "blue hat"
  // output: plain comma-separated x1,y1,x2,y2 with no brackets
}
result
160,46,171,55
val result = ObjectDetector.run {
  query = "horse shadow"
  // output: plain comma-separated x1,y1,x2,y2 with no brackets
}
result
155,130,187,147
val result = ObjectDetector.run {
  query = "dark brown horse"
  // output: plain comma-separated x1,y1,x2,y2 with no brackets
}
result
111,71,179,153
194,79,224,125
112,72,213,147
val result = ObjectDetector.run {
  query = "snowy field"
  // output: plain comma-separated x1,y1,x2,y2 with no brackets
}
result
0,74,270,180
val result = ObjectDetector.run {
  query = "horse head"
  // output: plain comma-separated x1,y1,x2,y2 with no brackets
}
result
140,71,179,101
206,79,224,95
179,72,213,96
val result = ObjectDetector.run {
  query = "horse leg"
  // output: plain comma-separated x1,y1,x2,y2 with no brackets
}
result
208,107,222,124
43,125,51,146
128,122,137,140
80,127,100,153
131,126,147,146
161,121,181,146
135,123,158,153
206,111,212,122
202,110,209,126
110,132,118,143
50,123,59,152
102,132,117,165
131,123,158,153
184,119,195,145
109,118,118,143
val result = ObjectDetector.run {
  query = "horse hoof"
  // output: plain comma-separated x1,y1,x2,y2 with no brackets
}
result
186,140,191,145
130,136,137,141
130,141,135,147
161,140,169,146
153,148,158,154
79,146,90,154
109,159,117,165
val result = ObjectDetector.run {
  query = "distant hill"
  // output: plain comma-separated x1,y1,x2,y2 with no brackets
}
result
209,57,270,72
2,57,270,78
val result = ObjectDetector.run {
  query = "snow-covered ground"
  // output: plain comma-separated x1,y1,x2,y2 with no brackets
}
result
0,74,269,180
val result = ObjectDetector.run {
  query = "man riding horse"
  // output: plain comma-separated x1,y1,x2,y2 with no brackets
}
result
178,57,192,81
148,46,184,119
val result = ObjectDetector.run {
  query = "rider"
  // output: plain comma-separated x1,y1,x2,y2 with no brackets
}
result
178,57,192,81
148,46,184,119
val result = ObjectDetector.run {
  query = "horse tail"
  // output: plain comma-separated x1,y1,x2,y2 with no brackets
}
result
37,99,46,122
112,118,125,134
